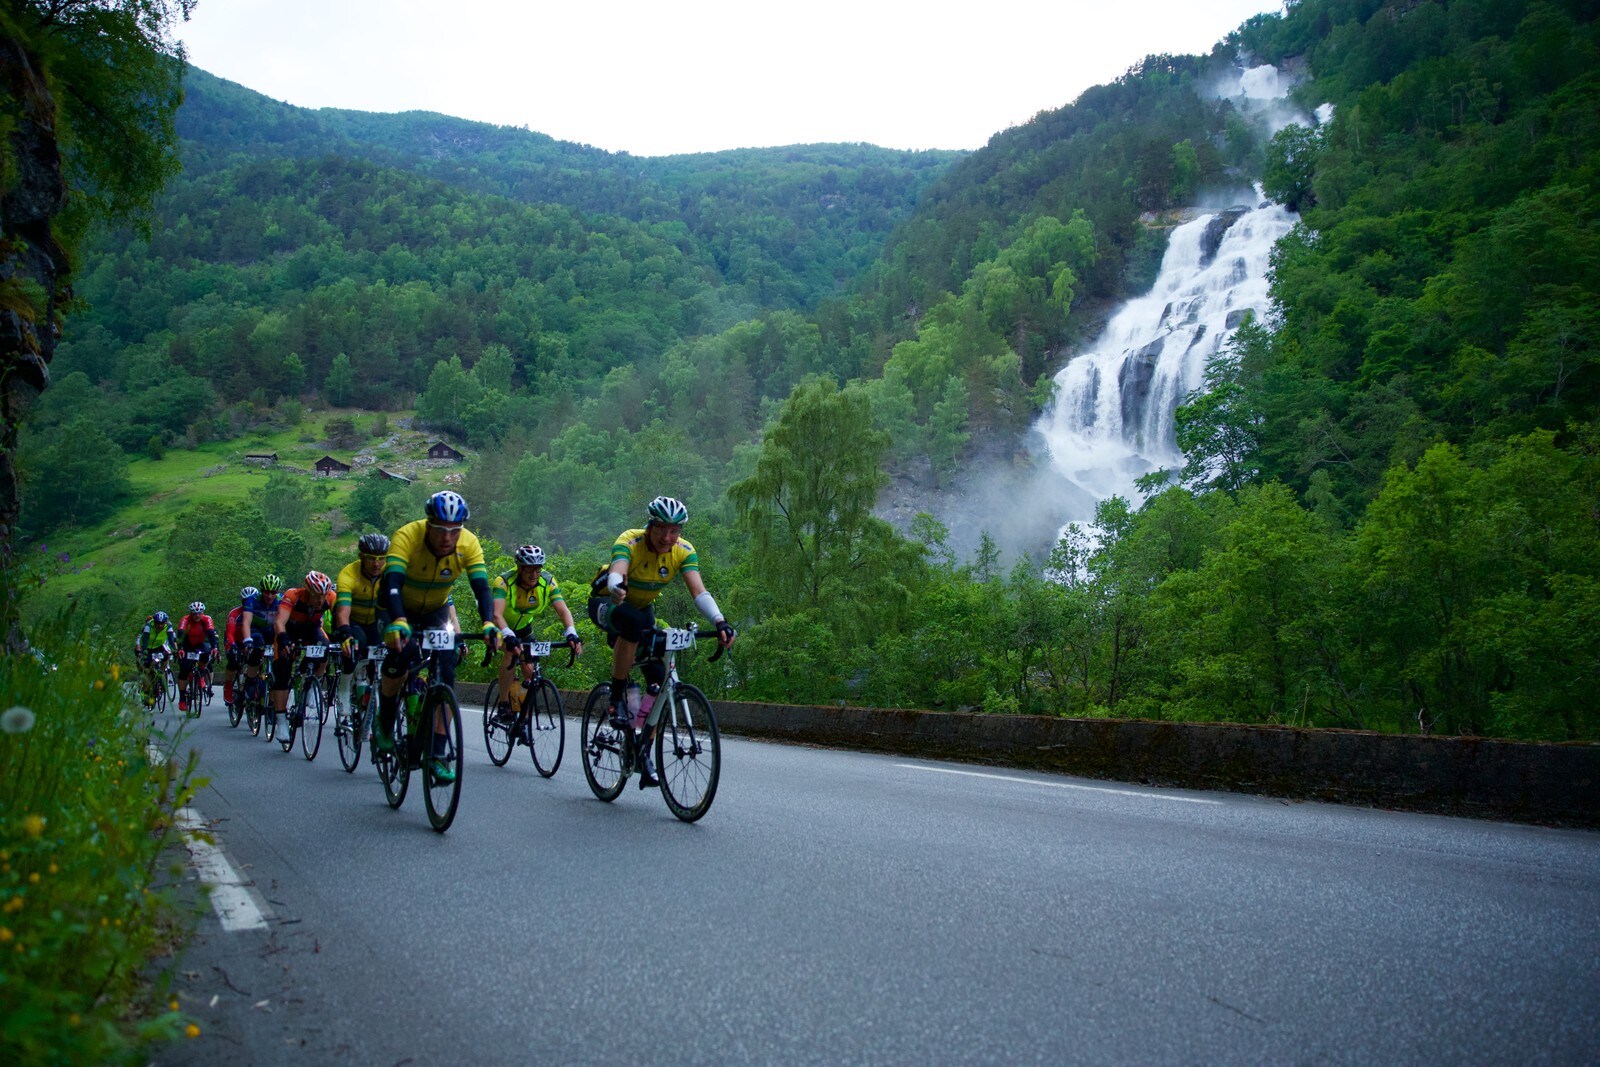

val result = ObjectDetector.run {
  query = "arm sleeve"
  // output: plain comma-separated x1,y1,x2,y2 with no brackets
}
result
469,575,495,629
383,571,408,621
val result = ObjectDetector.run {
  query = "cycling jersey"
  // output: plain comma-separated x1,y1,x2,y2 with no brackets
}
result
241,591,280,636
384,519,488,616
335,558,380,623
608,528,699,608
225,606,245,646
278,587,335,628
491,569,565,632
177,613,216,648
136,618,173,654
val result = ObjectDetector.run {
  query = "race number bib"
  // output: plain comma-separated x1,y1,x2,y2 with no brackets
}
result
421,629,455,651
186,651,201,661
526,641,552,658
664,627,695,651
301,644,327,660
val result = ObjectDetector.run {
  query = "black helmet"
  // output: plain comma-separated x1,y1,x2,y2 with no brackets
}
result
358,532,391,555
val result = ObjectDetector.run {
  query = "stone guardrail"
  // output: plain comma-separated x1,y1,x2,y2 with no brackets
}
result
453,682,1598,828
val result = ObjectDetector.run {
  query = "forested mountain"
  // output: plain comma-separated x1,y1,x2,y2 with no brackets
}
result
18,0,1600,742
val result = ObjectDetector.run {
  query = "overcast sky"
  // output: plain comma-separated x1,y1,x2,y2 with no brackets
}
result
178,0,1284,157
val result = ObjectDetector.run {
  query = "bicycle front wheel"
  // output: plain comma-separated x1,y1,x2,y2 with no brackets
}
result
656,683,720,823
528,679,565,778
300,681,326,761
380,702,409,809
580,684,626,802
335,693,364,773
482,680,513,766
228,685,243,727
422,686,464,832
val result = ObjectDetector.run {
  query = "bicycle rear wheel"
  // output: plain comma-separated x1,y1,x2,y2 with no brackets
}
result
656,683,720,823
335,690,364,773
528,679,565,778
228,682,244,727
246,682,262,736
580,684,626,802
422,686,463,832
482,680,513,766
300,680,325,761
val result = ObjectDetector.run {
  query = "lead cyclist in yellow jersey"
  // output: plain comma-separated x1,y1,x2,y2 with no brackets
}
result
588,495,734,786
376,491,500,782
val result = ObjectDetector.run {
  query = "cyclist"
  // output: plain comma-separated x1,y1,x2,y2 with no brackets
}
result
270,571,336,729
237,574,285,704
490,544,582,724
332,532,391,717
588,495,734,788
174,601,218,714
134,610,175,707
376,490,500,784
221,587,254,711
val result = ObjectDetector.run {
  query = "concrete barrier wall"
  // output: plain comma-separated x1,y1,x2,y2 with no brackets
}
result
456,682,1599,827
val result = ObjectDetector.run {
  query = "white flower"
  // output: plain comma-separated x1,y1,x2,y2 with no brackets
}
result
1,706,36,734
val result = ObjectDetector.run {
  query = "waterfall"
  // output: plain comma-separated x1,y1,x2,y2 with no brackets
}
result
1032,195,1299,516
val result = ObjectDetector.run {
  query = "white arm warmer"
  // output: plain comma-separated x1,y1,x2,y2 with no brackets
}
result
694,591,722,623
606,571,625,592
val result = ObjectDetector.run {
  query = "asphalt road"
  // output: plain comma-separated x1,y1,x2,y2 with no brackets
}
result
150,691,1600,1066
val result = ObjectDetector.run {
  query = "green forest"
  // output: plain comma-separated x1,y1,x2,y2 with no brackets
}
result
15,0,1600,743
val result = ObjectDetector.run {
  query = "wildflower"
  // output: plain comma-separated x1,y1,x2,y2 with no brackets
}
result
21,815,44,837
110,664,120,682
0,706,34,734
93,680,105,691
185,1024,201,1039
170,998,179,1011
48,864,57,875
27,873,39,885
0,928,11,942
69,1013,80,1026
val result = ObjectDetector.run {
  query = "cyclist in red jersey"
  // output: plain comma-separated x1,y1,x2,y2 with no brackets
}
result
270,571,336,728
175,601,218,713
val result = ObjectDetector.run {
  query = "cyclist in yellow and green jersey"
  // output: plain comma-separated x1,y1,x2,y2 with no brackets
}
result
488,544,582,723
375,491,499,782
331,532,391,712
588,495,734,787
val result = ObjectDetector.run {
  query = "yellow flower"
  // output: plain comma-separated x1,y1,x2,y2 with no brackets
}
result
93,679,105,690
169,998,179,1011
27,873,39,885
69,1013,80,1026
21,815,43,837
110,664,120,682
48,864,57,875
0,927,11,942
185,1024,201,1039
4,898,22,913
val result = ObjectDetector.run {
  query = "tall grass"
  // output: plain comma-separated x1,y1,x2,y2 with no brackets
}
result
0,609,201,1063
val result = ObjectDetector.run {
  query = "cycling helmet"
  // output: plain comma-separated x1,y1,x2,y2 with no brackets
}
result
647,495,689,526
189,601,206,614
240,586,259,602
260,573,284,593
304,571,334,596
425,490,470,524
152,610,169,625
513,544,545,566
358,532,391,555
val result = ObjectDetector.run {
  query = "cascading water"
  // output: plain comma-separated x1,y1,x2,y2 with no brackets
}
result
1032,194,1298,512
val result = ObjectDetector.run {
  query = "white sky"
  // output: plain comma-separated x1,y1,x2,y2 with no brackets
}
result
178,0,1284,157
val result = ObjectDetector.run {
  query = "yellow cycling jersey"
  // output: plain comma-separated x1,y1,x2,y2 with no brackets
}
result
335,559,385,625
610,528,698,608
384,519,488,617
492,569,565,631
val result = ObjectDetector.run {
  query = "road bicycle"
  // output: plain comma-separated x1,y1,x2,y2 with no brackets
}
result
335,644,384,773
178,648,213,718
242,643,273,738
483,637,574,776
142,649,177,713
579,623,726,823
284,640,332,760
375,629,484,832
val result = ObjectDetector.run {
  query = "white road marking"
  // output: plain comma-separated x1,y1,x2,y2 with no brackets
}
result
895,763,1222,804
177,807,272,931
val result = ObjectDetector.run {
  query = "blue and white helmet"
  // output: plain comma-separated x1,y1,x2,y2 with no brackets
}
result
646,495,688,526
240,586,259,602
425,490,470,524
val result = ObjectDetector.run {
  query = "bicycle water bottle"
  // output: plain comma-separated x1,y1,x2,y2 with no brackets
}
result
638,682,660,729
625,681,642,731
